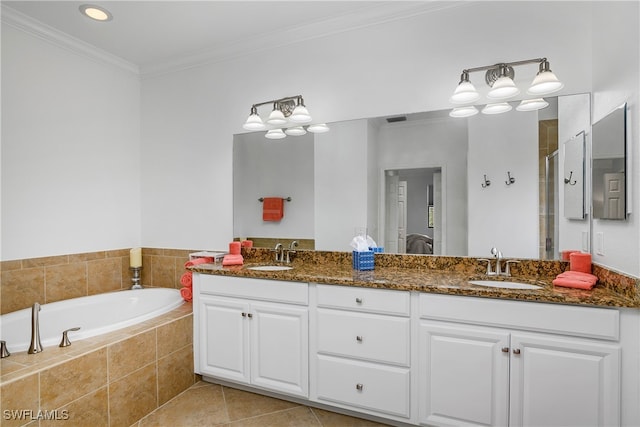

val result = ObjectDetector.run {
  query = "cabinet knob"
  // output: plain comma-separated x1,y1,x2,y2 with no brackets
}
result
355,298,363,304
513,348,521,355
242,312,246,317
356,336,363,342
356,383,364,391
501,347,509,353
247,313,253,318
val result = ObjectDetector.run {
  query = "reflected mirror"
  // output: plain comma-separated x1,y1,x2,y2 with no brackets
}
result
563,132,586,219
592,103,627,220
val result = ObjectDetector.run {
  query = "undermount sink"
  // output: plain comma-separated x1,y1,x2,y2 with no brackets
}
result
247,265,293,271
469,280,542,290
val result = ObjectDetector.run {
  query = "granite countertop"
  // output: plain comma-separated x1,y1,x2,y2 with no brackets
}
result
189,249,640,309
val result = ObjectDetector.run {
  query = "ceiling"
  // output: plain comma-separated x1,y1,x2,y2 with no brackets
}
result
2,1,460,75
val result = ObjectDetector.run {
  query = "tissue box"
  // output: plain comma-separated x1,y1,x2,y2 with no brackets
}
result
370,247,384,253
353,250,374,271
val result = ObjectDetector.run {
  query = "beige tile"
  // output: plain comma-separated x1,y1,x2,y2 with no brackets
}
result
223,386,299,422
108,363,157,427
0,260,23,271
228,406,320,427
157,344,195,405
150,256,177,288
139,382,228,427
311,407,391,427
68,251,106,263
88,257,123,295
40,348,107,409
108,330,156,382
45,262,87,303
40,386,109,427
0,374,39,427
1,267,45,314
22,255,68,268
156,315,192,358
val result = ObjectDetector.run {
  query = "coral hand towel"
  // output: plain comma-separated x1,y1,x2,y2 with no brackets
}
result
180,271,192,288
263,197,284,221
184,257,213,268
180,287,192,302
553,271,598,290
570,252,592,273
222,254,244,266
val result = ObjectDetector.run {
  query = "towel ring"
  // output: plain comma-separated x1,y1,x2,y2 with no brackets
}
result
259,197,292,202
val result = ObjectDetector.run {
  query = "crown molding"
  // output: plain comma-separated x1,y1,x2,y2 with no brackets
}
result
1,4,139,76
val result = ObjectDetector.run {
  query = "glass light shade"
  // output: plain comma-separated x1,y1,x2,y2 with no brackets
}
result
284,126,307,136
289,105,312,123
266,109,287,125
482,103,512,115
516,98,549,111
527,71,564,95
449,106,479,118
79,4,112,21
449,81,480,104
265,129,286,139
242,113,266,131
307,123,330,133
487,76,520,100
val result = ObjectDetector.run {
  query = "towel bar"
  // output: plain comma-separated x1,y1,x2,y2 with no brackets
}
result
259,197,291,202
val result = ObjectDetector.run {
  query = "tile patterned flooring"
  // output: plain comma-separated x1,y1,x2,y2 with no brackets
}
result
136,381,391,427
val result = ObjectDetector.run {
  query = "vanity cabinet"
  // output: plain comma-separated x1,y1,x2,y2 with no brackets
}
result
310,284,413,422
193,274,309,398
418,294,621,427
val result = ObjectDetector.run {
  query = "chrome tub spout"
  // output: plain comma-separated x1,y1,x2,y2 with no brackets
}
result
28,302,43,354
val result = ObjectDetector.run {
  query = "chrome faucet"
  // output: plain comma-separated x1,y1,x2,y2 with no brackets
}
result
285,241,298,264
479,248,518,277
28,302,43,354
273,243,284,262
491,247,503,275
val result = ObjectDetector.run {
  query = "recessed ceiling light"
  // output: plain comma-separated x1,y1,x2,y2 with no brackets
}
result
79,4,113,22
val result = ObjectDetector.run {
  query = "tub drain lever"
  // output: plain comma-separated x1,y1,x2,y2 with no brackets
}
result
59,327,81,348
0,340,10,358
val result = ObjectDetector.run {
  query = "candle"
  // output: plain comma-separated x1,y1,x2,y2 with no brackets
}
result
130,247,142,268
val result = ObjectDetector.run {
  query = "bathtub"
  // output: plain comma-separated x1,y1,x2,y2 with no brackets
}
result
1,288,184,353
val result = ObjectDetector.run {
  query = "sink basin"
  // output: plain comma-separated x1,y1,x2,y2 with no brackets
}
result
469,280,542,290
247,265,293,271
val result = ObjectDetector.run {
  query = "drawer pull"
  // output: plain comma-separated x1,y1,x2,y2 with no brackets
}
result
241,312,246,317
501,347,509,353
355,297,363,304
356,336,363,342
513,348,521,355
247,313,253,319
356,383,364,391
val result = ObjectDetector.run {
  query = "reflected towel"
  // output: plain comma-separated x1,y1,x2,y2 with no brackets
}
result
241,240,253,248
552,271,598,290
184,257,213,268
561,250,580,261
263,197,284,221
180,287,192,302
222,254,244,266
229,241,241,255
180,271,192,288
570,252,592,273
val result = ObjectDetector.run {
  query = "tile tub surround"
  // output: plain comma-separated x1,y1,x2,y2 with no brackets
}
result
190,247,640,308
0,304,194,427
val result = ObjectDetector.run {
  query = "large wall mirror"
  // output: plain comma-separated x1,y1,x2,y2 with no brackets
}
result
233,93,591,261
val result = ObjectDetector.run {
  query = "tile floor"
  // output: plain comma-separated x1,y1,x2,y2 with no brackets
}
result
136,381,392,427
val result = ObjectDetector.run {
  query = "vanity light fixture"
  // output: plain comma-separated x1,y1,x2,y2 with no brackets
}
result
79,4,113,21
242,95,329,139
448,57,563,117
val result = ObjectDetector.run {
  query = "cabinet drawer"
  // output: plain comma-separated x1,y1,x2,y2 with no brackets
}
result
316,355,411,418
316,309,410,366
195,273,308,305
316,284,410,316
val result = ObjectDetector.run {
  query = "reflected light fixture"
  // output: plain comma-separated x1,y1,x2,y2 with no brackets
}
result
242,95,329,139
79,4,113,21
448,57,563,117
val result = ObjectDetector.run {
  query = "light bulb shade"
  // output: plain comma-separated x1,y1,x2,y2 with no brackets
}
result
516,98,549,111
527,70,564,95
307,123,330,133
266,109,287,125
487,76,520,100
289,105,312,123
284,126,307,136
243,113,266,131
265,129,286,139
449,81,480,105
482,103,512,115
449,106,479,118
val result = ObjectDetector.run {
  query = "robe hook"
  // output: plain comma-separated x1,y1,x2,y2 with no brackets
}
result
481,174,491,188
564,171,577,185
505,171,515,185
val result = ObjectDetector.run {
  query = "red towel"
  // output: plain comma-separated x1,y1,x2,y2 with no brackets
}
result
263,197,284,221
184,257,213,268
180,271,192,288
552,271,598,290
229,241,241,255
222,254,244,266
570,252,592,273
561,250,580,261
241,240,253,248
180,287,192,302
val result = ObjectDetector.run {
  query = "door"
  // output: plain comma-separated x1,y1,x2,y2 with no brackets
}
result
509,332,621,427
385,173,399,252
251,301,309,397
603,172,625,219
418,321,510,426
198,295,250,383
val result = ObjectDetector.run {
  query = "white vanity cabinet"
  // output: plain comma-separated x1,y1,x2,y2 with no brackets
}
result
310,283,414,423
193,273,309,398
418,294,622,427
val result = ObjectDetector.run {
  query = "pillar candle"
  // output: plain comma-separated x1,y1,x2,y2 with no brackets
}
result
130,247,142,268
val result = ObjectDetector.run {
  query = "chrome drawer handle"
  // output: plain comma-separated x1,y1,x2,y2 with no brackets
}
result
247,313,253,319
356,383,364,391
501,347,509,353
355,298,363,304
242,312,246,317
356,336,363,342
513,348,521,355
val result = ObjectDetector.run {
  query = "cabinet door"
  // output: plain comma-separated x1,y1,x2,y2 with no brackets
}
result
509,332,621,427
198,295,250,383
250,301,309,397
418,321,510,427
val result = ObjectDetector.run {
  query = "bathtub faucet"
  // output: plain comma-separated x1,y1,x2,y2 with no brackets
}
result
28,302,43,354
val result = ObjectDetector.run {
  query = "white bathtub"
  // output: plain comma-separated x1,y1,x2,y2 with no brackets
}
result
1,288,184,353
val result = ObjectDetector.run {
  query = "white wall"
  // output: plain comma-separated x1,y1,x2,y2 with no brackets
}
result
1,23,141,260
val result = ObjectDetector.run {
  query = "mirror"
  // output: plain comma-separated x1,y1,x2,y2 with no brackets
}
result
592,103,627,220
563,132,586,219
233,94,591,260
